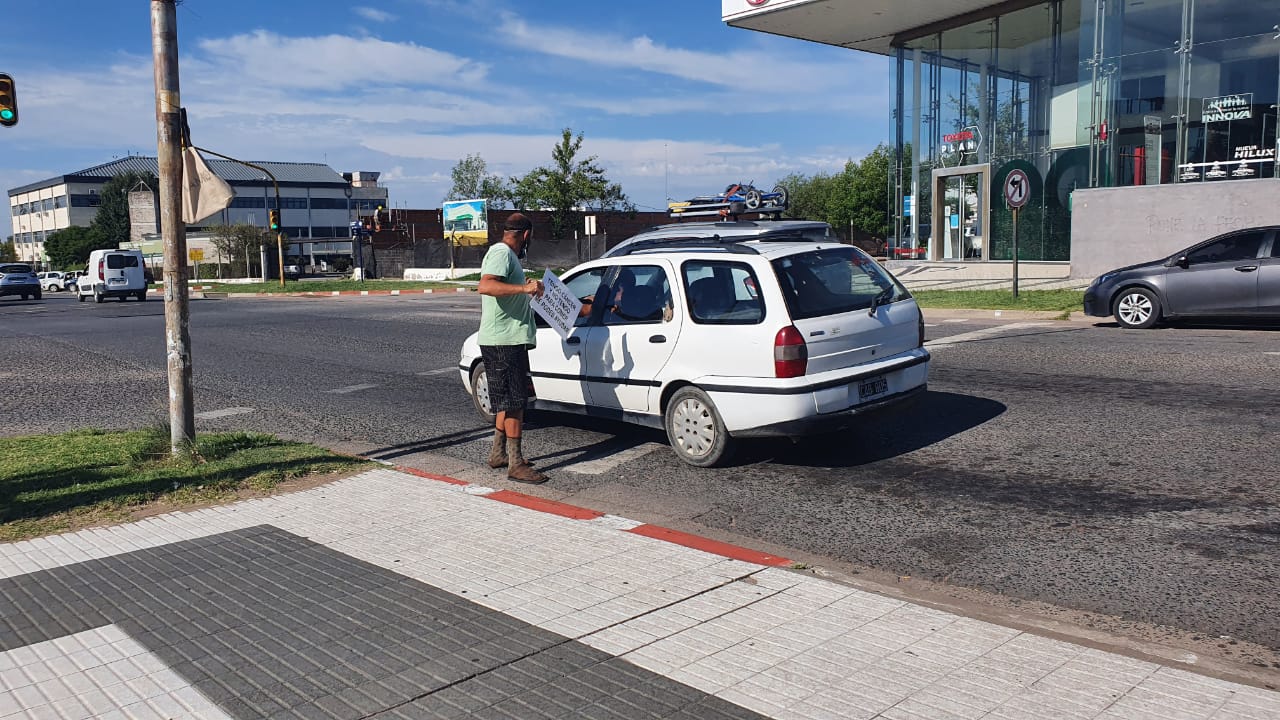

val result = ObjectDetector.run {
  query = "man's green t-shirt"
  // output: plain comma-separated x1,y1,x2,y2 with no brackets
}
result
478,242,536,347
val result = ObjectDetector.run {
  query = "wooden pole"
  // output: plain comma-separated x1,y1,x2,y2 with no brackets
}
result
151,0,195,454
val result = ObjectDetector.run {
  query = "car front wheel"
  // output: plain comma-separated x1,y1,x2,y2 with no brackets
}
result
664,386,733,467
470,363,496,424
1114,288,1160,329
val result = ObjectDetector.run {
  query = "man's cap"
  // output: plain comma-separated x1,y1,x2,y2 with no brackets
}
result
503,213,533,232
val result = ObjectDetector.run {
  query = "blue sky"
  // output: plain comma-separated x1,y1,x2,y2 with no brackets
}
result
1,0,889,239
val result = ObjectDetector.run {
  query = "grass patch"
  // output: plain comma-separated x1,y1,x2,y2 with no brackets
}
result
152,279,463,293
911,289,1084,312
0,429,369,542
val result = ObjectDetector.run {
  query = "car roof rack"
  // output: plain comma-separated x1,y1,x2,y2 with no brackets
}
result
609,230,827,257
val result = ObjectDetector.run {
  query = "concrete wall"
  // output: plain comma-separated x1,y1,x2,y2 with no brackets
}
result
1070,178,1280,280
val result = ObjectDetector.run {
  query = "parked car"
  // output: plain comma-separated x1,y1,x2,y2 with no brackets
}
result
0,263,42,300
77,249,148,303
64,271,84,292
283,264,302,281
460,229,930,467
1083,226,1280,329
37,271,69,291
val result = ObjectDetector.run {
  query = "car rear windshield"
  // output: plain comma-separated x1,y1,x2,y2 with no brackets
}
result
771,247,910,320
0,264,33,275
106,254,139,269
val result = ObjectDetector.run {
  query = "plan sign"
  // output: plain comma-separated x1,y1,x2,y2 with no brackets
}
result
1003,169,1030,209
530,269,583,340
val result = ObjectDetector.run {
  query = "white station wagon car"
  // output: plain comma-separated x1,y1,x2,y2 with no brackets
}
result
459,230,930,467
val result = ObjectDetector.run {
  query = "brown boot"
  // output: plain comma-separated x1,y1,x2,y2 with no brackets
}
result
506,436,548,484
487,429,507,468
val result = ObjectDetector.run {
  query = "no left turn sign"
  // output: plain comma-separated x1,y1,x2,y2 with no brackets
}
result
1004,169,1030,209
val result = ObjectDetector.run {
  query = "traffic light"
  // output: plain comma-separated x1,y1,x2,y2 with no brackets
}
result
268,209,280,232
0,74,17,128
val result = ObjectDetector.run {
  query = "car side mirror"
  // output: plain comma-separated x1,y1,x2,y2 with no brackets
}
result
1174,256,1189,269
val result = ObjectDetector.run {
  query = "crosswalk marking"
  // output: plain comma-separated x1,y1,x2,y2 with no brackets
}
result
560,443,664,474
416,367,458,377
925,322,1051,349
194,407,255,420
326,383,379,394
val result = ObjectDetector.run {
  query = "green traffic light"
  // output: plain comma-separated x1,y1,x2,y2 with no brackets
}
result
0,109,11,120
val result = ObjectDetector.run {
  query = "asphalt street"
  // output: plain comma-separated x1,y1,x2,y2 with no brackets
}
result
2,291,1278,675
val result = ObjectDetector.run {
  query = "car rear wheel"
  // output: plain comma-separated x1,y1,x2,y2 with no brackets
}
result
771,185,789,207
78,293,85,302
33,290,41,300
470,363,496,424
136,291,147,301
1114,288,1160,329
664,386,733,467
94,291,104,304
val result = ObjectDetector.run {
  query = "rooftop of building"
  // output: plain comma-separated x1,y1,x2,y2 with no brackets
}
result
9,155,354,197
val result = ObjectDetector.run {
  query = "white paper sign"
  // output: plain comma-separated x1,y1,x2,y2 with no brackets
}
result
530,269,583,340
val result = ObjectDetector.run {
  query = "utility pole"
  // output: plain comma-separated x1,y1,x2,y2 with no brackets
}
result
151,0,195,455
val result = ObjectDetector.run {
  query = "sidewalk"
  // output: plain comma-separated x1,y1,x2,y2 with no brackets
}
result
2,466,1276,719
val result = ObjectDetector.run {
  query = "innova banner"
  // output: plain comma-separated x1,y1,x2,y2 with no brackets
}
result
443,198,489,247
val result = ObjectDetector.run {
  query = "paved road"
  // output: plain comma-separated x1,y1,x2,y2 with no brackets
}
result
3,292,1279,672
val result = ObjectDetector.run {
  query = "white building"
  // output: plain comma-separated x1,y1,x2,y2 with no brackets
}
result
8,156,388,265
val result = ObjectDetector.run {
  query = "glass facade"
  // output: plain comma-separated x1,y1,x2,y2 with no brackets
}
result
891,0,1279,262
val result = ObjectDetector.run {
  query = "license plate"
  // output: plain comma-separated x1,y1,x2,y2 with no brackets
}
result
108,277,124,284
858,376,888,400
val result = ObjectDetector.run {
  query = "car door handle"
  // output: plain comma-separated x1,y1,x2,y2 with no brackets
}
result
649,335,667,343
1235,265,1258,272
565,336,581,345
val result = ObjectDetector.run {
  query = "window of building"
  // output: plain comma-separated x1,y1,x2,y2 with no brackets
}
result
310,198,348,210
230,196,266,208
281,197,308,209
54,195,66,209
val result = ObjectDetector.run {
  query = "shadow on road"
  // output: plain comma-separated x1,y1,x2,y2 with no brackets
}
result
365,426,495,461
763,390,1006,468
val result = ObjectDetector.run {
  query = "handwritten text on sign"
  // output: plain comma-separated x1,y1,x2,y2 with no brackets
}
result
530,269,583,339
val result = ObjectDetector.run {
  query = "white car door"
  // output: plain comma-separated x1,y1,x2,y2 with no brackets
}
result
581,262,680,414
527,267,608,408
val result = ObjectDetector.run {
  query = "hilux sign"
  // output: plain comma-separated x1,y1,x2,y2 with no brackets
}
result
1202,94,1252,122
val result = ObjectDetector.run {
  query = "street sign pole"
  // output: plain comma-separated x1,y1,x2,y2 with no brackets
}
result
1002,168,1030,301
1012,207,1019,298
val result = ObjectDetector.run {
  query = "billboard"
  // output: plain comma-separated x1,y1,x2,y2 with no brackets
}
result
443,198,489,246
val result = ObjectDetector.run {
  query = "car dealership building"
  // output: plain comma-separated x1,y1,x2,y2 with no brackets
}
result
724,0,1280,279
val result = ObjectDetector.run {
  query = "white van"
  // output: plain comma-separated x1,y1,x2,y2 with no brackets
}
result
78,249,148,303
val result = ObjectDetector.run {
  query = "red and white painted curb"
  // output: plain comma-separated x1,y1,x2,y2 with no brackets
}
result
376,460,793,568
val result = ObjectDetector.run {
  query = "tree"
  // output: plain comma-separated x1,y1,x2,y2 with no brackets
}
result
91,171,157,246
445,154,511,208
43,226,102,269
208,223,269,277
0,237,15,262
780,144,894,242
509,129,633,241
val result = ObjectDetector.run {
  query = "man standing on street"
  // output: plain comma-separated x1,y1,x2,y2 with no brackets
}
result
477,213,547,484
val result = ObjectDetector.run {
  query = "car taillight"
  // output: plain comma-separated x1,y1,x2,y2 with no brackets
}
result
98,258,104,279
918,309,926,347
774,325,807,378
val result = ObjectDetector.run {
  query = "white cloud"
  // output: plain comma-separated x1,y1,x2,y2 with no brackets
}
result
195,31,489,90
497,15,871,95
354,7,397,23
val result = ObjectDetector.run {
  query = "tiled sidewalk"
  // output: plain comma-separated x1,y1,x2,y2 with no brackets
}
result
1,468,1277,719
